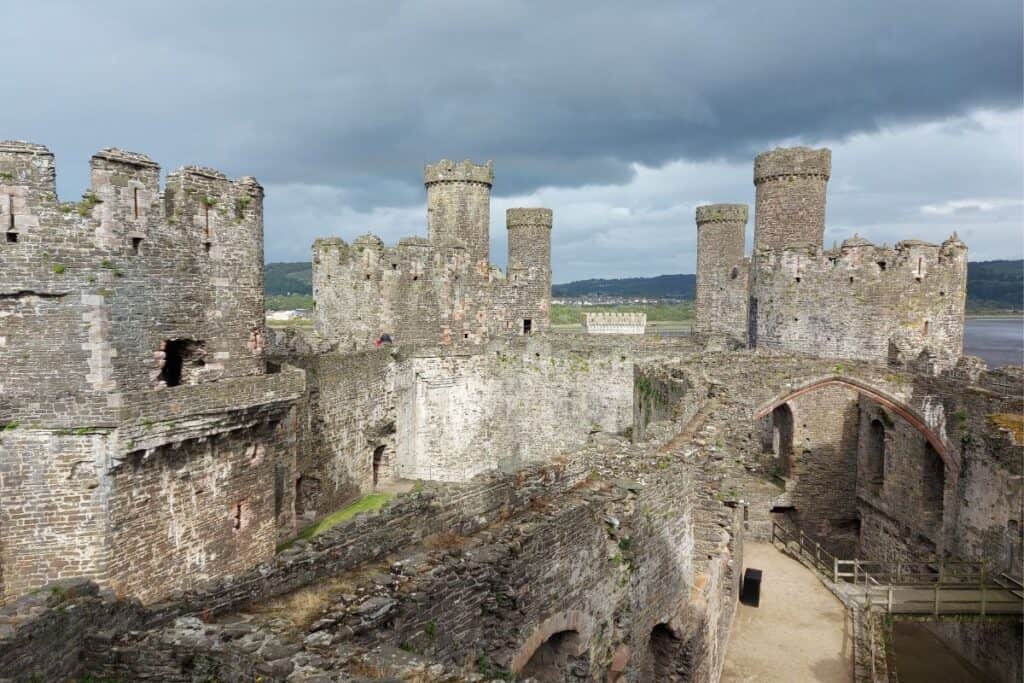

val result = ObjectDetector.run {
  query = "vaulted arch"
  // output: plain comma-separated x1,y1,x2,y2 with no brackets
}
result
753,375,954,472
510,610,593,676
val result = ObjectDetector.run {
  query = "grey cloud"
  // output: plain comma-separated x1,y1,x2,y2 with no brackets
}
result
4,1,1021,278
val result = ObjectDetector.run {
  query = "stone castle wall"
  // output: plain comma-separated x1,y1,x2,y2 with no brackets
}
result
313,160,552,350
0,141,303,604
751,235,967,368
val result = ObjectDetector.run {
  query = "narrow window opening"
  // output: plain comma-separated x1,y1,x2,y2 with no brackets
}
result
5,231,17,243
730,267,739,280
866,419,886,495
923,320,930,334
131,237,143,254
232,500,251,532
877,261,886,271
463,332,469,339
849,276,854,283
159,339,207,387
923,443,945,519
133,187,140,218
204,241,212,254
523,318,533,335
412,275,419,281
795,276,801,283
372,445,387,489
365,273,371,280
391,263,397,270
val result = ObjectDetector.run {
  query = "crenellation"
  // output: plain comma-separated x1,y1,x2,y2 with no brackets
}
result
0,141,1018,682
0,142,304,606
314,161,553,347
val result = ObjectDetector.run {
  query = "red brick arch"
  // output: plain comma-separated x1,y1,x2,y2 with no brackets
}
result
753,375,955,472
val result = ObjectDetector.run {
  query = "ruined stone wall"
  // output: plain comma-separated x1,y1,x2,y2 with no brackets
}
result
784,386,861,555
1,368,303,604
750,236,967,368
0,430,114,603
694,204,749,340
752,146,830,252
0,142,273,422
105,420,284,603
0,144,302,609
312,234,463,350
290,348,398,518
398,342,637,480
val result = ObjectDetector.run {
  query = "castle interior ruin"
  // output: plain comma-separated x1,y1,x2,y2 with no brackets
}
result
0,141,1020,682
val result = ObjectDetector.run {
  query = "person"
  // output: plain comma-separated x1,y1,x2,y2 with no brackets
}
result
376,333,393,347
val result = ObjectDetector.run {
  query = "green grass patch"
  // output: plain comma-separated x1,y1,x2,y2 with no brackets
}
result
267,293,315,311
294,493,394,542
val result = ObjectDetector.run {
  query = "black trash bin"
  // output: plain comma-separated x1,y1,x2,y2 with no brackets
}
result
740,568,763,607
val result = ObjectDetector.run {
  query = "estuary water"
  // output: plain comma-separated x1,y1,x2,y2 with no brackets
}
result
963,317,1023,368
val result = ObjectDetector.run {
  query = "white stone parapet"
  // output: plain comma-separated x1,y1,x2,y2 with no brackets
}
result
583,312,647,335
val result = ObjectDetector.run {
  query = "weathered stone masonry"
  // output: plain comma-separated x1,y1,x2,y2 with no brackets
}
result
313,159,553,350
0,142,304,604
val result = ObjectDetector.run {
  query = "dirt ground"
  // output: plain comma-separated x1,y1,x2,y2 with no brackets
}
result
721,542,854,682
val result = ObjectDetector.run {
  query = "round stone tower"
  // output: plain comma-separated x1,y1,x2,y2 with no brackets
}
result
694,204,749,339
506,208,553,333
753,146,831,252
424,158,494,275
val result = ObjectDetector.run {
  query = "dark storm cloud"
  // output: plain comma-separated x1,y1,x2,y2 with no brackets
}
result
4,1,1021,276
6,0,1021,198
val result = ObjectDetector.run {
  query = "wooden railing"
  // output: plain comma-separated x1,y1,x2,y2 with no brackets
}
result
771,521,1024,617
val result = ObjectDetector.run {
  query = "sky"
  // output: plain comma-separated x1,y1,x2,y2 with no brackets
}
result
6,1,1022,282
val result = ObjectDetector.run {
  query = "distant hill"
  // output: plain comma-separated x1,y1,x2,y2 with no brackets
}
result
966,260,1023,311
552,274,695,299
266,260,1022,311
266,261,313,295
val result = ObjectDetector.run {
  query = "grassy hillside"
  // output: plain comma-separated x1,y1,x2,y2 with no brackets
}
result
266,262,313,295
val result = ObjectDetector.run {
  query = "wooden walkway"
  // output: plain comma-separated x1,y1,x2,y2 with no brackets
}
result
771,522,1024,617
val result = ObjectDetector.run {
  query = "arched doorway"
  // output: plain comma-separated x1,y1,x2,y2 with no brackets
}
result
865,419,886,495
646,623,691,682
770,403,794,477
519,629,587,682
372,445,386,489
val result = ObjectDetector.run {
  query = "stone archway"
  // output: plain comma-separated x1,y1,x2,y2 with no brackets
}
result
510,611,593,679
753,375,953,472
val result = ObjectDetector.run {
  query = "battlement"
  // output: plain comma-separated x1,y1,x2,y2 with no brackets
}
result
696,203,748,224
759,233,968,273
753,146,831,185
584,312,647,335
751,230,967,368
507,208,553,228
0,140,53,156
424,158,494,186
91,148,158,169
